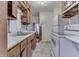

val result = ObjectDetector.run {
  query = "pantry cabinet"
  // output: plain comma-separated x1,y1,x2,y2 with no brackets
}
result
62,1,79,18
8,1,17,20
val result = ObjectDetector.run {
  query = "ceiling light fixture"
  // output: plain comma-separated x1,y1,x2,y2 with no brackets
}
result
41,1,46,5
41,2,44,5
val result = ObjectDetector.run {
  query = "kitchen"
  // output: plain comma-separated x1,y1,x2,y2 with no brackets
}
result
0,1,79,57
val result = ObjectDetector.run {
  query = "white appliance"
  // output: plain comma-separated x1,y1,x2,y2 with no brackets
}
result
51,32,64,57
51,15,66,57
60,24,79,57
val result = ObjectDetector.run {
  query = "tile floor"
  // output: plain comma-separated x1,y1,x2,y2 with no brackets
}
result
32,41,54,57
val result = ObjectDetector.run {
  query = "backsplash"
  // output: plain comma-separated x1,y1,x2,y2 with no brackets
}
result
64,13,79,25
21,24,33,31
9,8,22,33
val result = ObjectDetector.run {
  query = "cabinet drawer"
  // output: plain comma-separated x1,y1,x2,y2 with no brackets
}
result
21,40,26,51
8,44,20,57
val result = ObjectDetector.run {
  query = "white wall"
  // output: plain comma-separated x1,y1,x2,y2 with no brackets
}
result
39,3,62,42
39,12,53,42
32,15,39,23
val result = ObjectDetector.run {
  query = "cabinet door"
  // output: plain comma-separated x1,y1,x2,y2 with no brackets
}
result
8,1,17,18
27,43,31,57
20,40,27,57
20,48,26,57
26,10,30,24
31,37,36,49
60,38,79,57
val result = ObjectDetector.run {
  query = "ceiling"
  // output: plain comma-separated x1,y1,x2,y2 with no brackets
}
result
28,1,61,16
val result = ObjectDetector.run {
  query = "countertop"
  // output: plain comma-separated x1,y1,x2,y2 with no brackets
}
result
8,31,36,50
51,32,65,38
65,35,79,44
51,31,79,44
65,30,79,44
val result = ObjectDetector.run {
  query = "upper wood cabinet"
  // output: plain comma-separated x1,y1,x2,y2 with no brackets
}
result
18,1,31,25
21,9,31,25
8,1,17,20
62,1,79,18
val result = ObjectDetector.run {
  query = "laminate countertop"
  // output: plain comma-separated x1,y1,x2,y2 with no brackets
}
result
65,35,79,44
8,31,36,50
51,32,65,38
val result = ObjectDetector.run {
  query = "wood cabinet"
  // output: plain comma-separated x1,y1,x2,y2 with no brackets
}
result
27,34,36,56
0,2,7,56
60,38,79,57
20,39,27,57
27,36,32,57
8,1,17,20
21,8,31,25
8,44,20,57
62,1,79,18
18,1,31,25
27,42,31,57
31,34,36,49
8,33,36,57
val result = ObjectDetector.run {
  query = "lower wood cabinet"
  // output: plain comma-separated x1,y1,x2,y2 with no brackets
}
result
27,42,31,57
20,39,27,57
8,44,20,57
8,33,36,57
20,48,26,57
31,36,36,49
